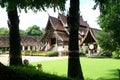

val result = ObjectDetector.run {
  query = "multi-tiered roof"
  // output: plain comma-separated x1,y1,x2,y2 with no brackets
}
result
40,13,100,51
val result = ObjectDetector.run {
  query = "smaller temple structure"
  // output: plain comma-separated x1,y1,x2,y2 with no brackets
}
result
0,35,41,53
40,13,100,55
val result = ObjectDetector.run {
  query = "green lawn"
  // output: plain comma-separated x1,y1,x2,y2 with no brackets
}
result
32,57,120,80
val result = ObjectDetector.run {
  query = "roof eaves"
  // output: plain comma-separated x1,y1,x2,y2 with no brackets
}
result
80,27,97,46
49,16,57,30
54,31,63,42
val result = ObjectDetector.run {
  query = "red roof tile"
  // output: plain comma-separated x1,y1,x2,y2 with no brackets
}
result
58,13,67,25
58,14,89,27
0,35,41,47
57,31,69,41
80,16,89,27
49,16,65,31
0,35,9,47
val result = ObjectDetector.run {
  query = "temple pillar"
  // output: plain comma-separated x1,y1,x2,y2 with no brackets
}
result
22,46,25,51
32,46,36,51
28,46,31,51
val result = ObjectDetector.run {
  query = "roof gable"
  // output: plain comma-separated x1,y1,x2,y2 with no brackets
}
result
80,16,89,27
49,16,65,31
80,28,97,46
58,13,67,26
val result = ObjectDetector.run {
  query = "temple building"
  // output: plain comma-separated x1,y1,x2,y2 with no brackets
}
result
40,13,100,54
0,13,100,55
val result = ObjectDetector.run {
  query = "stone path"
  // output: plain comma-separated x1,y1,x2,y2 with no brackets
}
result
0,54,68,66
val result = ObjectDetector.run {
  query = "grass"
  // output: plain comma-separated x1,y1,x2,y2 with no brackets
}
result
0,62,72,80
32,57,120,80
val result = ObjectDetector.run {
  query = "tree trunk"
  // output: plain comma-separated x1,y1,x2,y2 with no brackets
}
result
68,0,84,79
7,7,22,65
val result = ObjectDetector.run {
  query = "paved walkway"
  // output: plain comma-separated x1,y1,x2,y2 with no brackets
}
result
0,54,68,66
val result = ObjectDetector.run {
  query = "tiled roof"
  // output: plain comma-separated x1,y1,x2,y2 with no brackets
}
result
58,13,89,27
80,16,89,27
0,35,41,47
21,36,41,46
41,13,100,50
57,31,69,41
49,16,65,31
44,14,92,43
0,35,9,47
58,13,67,25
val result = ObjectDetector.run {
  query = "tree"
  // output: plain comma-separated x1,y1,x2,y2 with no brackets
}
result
25,25,43,36
19,29,26,35
0,27,9,34
0,0,66,65
93,0,107,13
96,30,117,57
94,0,120,51
8,6,22,65
67,0,84,79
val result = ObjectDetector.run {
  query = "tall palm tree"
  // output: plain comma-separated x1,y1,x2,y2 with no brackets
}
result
67,0,84,79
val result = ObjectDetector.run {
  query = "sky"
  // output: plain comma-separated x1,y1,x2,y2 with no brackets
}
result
0,0,100,30
80,0,100,29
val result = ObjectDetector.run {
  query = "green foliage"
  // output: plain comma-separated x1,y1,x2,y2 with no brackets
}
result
95,1,120,51
19,29,26,35
79,51,86,56
46,51,58,57
99,50,112,57
94,0,120,58
37,63,43,71
96,30,117,52
25,25,44,36
93,0,108,13
0,0,66,12
93,0,118,13
0,27,9,34
23,59,43,71
112,48,120,59
23,59,29,65
9,65,72,80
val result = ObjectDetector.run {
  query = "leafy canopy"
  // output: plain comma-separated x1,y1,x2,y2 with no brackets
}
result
0,27,9,34
0,0,66,12
25,25,44,36
94,0,120,51
96,30,117,52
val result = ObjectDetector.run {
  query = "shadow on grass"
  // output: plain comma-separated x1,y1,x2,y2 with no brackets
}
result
85,78,119,80
85,69,119,80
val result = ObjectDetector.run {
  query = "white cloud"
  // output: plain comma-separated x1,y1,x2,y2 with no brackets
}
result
80,1,101,29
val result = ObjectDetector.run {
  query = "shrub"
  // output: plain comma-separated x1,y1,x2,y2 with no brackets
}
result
79,51,86,56
37,63,43,71
99,50,112,57
37,51,47,56
23,59,36,69
46,51,58,57
112,49,120,59
23,59,29,65
22,51,31,55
